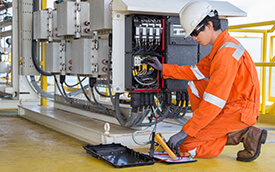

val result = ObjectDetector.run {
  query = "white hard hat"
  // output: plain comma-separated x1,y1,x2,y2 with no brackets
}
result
179,0,214,38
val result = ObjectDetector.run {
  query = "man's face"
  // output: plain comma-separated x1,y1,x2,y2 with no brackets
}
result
191,22,212,46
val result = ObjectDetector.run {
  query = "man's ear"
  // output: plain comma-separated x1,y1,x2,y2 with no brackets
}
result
207,21,214,30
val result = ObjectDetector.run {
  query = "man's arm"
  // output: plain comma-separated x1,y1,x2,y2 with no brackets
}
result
162,55,211,81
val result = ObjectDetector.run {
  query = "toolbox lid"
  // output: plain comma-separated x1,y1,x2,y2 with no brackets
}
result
83,143,155,168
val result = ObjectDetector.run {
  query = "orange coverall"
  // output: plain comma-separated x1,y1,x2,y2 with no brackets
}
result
162,30,260,158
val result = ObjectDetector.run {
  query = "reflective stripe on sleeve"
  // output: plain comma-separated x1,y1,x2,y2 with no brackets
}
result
218,42,245,61
188,81,200,98
233,44,245,61
190,65,205,80
203,92,226,109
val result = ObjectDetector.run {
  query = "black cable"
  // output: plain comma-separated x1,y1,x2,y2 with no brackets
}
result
78,75,115,114
94,85,111,98
54,75,114,116
26,76,39,94
132,111,143,126
28,75,87,100
177,91,189,118
166,91,187,118
91,86,112,110
64,77,86,87
114,93,145,128
133,75,157,86
125,111,140,127
132,109,150,127
32,0,52,76
138,106,170,127
54,75,74,105
33,0,39,12
77,75,105,110
114,93,127,126
114,93,147,128
29,75,54,99
67,84,89,97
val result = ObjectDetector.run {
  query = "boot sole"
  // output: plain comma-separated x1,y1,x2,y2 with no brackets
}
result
237,129,267,162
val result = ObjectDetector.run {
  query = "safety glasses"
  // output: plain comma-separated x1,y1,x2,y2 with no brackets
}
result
190,23,205,37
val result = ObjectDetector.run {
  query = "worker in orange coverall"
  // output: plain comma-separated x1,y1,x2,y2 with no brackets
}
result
148,0,267,162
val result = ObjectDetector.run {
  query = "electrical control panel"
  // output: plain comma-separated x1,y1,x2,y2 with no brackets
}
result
125,15,166,92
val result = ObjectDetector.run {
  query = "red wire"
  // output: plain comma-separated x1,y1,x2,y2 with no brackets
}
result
108,0,113,15
154,66,160,133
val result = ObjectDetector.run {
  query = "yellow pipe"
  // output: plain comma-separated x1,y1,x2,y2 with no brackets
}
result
268,37,274,101
261,31,268,114
254,62,275,66
41,0,47,106
269,25,275,33
269,36,275,101
42,0,47,9
260,36,264,110
229,20,275,30
229,21,275,114
229,29,266,33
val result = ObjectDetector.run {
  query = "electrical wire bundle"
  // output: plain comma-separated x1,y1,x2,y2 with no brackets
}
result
53,75,115,116
133,64,158,88
167,91,189,118
113,68,170,128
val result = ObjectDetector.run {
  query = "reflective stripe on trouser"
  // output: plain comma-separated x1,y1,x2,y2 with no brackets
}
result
188,148,197,158
183,80,250,158
187,79,208,111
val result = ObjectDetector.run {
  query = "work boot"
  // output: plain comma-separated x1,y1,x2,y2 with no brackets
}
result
226,126,267,162
226,127,249,145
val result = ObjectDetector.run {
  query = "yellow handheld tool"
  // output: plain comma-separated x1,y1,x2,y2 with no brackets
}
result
154,133,177,159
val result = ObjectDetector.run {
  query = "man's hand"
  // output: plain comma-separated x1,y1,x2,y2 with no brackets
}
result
167,130,187,153
146,56,162,71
